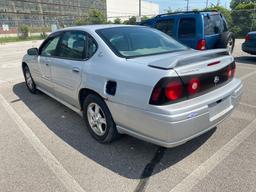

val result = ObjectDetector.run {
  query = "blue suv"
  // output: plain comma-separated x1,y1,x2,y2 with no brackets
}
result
140,11,235,53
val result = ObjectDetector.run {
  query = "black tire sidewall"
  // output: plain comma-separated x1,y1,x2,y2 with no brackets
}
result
83,94,118,143
216,32,235,53
23,66,37,94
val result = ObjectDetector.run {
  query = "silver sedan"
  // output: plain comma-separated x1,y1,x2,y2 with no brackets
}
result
22,25,243,147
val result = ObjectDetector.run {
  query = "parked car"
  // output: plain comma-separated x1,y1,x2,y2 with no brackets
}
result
22,25,242,148
140,11,235,53
242,32,256,55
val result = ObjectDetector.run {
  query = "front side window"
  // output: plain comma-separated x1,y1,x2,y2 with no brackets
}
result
41,36,60,57
57,31,87,60
156,19,174,36
97,27,187,58
178,18,196,38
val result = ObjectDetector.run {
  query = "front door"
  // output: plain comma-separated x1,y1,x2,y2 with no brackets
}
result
38,35,61,92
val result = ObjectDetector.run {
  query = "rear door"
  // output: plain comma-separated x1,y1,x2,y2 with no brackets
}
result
178,17,198,48
52,30,97,107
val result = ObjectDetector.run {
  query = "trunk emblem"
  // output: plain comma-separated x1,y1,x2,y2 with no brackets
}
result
214,76,220,84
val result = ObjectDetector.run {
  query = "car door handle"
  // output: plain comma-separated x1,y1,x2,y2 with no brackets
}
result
45,63,49,66
72,67,80,73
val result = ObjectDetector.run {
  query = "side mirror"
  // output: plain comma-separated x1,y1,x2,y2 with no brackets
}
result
27,48,38,56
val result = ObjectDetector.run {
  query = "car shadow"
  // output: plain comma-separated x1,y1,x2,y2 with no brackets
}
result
235,56,256,65
13,82,215,179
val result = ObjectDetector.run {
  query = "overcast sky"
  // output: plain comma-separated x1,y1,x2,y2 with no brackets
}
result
149,0,231,13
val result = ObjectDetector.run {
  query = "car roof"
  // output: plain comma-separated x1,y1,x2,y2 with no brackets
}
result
56,24,139,33
154,10,220,18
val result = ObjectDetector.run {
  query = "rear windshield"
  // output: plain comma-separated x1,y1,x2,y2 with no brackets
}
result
204,14,228,35
96,27,187,58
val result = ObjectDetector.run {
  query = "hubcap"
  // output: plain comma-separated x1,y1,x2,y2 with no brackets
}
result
25,70,33,89
87,103,107,136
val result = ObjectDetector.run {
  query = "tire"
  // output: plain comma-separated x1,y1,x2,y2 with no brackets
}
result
216,32,235,54
83,94,119,143
23,65,37,94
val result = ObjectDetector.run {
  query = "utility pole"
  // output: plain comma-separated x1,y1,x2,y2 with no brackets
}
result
139,0,141,17
217,0,220,6
185,0,189,11
206,0,209,9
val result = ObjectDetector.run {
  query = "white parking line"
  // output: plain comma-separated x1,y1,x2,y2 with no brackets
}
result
169,118,256,192
239,102,256,109
0,94,86,192
169,71,256,192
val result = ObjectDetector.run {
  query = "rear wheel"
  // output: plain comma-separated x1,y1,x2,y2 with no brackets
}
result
216,32,235,54
83,94,119,143
23,65,37,94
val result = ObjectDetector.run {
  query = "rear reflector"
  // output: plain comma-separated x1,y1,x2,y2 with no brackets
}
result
196,39,206,50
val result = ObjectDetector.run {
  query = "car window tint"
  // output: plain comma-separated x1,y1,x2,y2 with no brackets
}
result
156,19,174,36
87,35,97,58
58,31,86,60
204,14,225,35
178,18,196,38
41,36,60,57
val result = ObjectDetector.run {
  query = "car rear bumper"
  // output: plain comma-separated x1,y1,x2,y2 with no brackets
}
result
107,78,243,148
242,43,256,54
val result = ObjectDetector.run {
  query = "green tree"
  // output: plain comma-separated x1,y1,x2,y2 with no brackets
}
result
231,2,256,36
74,9,107,25
123,16,137,25
18,25,29,39
230,0,256,9
114,18,122,24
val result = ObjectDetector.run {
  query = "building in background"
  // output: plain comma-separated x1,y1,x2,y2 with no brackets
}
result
0,0,159,35
0,0,106,35
106,0,159,21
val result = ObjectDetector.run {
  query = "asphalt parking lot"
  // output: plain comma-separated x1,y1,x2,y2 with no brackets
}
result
0,39,256,192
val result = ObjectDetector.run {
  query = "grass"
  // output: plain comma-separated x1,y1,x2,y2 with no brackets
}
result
0,35,45,44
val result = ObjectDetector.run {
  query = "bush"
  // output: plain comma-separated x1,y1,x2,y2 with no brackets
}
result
114,18,121,24
74,9,107,25
18,25,29,39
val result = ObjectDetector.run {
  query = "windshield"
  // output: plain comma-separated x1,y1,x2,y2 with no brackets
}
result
96,27,187,58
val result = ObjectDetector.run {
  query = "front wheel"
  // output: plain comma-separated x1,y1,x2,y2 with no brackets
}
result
23,65,37,94
83,94,119,143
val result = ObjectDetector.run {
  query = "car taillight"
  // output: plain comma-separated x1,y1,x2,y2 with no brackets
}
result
227,65,232,79
187,78,200,95
196,39,206,50
245,34,251,42
149,77,185,105
227,62,236,79
165,81,183,101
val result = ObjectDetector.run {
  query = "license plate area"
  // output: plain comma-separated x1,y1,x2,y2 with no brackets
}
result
209,96,232,122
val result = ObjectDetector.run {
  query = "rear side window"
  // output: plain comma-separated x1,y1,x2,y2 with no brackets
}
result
178,18,196,38
204,14,227,35
155,19,174,36
57,31,87,60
